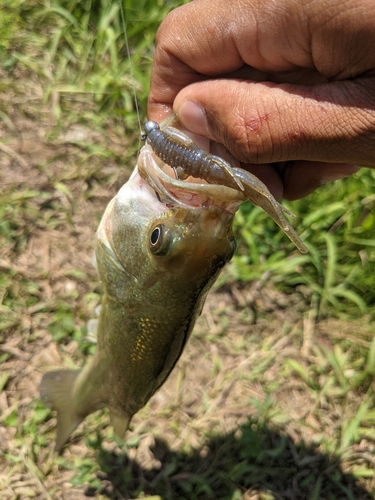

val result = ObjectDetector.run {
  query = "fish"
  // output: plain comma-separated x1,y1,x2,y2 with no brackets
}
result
39,137,245,453
40,114,307,452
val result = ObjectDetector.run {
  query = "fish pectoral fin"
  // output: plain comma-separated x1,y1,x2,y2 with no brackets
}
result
109,410,131,440
40,369,83,453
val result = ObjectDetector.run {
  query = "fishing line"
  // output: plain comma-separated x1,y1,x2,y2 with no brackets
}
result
119,0,143,140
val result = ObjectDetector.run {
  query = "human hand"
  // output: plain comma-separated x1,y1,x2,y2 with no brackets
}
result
147,0,375,200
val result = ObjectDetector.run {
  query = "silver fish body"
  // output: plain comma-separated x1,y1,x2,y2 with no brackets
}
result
40,113,307,452
40,153,239,452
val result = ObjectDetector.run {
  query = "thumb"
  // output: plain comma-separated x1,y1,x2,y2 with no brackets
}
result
173,78,375,167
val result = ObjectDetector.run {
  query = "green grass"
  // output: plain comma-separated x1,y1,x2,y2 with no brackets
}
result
1,0,375,499
229,167,375,319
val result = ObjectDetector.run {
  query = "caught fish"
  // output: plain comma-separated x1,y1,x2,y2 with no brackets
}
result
40,114,307,452
40,135,244,452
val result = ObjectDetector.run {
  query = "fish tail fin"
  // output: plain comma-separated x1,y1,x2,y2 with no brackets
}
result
109,410,132,440
40,369,83,453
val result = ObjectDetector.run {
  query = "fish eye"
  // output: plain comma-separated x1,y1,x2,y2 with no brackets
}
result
150,226,161,246
149,224,170,255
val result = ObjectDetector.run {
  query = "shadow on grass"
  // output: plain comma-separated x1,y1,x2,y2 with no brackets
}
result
86,419,371,500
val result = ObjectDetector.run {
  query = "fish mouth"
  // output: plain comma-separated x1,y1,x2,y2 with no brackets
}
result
137,143,245,213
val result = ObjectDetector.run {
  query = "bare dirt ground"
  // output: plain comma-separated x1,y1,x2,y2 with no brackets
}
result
1,77,375,499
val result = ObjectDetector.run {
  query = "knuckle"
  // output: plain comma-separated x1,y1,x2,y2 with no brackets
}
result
155,5,190,49
155,11,176,45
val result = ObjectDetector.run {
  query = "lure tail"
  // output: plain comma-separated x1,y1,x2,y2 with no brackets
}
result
40,369,83,453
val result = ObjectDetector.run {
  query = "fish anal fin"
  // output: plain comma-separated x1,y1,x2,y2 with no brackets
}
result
109,410,131,440
40,369,83,453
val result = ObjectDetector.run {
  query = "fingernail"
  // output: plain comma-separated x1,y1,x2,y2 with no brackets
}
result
176,100,210,137
320,165,360,185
